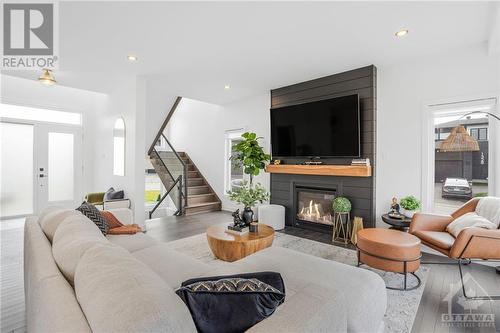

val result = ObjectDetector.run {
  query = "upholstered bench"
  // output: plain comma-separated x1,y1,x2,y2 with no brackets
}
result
356,228,422,291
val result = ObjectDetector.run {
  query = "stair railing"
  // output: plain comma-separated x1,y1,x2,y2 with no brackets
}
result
147,96,188,218
161,133,188,210
149,148,183,218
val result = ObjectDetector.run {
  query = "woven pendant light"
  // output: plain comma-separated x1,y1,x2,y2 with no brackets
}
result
439,125,479,152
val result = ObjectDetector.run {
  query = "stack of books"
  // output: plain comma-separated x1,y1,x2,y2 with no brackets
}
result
351,158,370,166
226,225,249,235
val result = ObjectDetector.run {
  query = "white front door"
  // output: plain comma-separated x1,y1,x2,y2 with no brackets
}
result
35,124,83,212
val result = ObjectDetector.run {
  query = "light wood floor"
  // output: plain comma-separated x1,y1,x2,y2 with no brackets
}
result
2,212,499,333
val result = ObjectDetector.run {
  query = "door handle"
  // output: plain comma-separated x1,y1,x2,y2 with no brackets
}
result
39,174,48,178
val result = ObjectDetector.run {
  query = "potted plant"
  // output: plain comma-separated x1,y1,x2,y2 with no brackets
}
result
332,197,352,213
228,182,270,223
228,132,271,223
400,196,421,218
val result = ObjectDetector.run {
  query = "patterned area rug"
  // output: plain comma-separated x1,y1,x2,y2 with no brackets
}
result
165,232,429,333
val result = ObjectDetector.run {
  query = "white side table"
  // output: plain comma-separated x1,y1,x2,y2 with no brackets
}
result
258,204,285,230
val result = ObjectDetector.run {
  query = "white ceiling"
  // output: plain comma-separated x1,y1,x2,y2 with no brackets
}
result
3,1,497,104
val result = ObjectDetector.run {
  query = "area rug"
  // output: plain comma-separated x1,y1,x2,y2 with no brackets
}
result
164,232,429,333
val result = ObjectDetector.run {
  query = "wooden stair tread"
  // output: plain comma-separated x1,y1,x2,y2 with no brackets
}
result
188,193,215,198
185,202,221,208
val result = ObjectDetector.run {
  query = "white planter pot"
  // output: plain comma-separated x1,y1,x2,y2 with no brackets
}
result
403,209,416,219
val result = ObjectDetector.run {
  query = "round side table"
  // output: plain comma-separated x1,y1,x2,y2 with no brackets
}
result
381,214,411,231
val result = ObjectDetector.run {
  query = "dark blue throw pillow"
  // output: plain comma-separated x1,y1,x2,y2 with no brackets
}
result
176,272,285,333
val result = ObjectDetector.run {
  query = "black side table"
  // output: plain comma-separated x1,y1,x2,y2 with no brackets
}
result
381,214,412,231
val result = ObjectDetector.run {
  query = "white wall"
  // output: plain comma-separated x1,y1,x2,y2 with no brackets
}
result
92,76,146,226
377,45,499,224
0,74,107,197
167,94,271,211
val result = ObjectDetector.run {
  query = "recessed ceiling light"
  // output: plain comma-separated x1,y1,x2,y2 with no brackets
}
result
127,55,138,61
224,84,231,90
38,69,56,86
395,29,409,38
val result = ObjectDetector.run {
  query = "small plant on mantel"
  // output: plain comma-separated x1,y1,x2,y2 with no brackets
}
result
228,132,271,224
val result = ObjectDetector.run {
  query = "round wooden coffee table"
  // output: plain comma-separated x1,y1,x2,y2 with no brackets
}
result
206,223,275,262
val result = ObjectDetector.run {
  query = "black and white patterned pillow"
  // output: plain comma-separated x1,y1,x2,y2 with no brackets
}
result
76,202,108,235
176,272,285,333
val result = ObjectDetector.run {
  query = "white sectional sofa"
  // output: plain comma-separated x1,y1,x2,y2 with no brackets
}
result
25,207,387,333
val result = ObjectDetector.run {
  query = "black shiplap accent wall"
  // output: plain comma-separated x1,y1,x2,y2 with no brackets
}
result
270,65,377,229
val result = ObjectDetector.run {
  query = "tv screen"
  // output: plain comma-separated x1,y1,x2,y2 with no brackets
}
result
271,94,360,158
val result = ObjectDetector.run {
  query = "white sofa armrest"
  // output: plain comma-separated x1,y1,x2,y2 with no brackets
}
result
107,208,134,225
103,199,130,210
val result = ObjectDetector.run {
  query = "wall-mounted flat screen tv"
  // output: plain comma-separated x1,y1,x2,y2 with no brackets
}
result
271,94,360,158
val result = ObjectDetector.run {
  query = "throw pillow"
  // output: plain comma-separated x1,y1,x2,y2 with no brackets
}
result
446,212,497,238
76,202,108,235
104,187,125,201
176,272,285,333
475,196,500,228
107,224,142,235
100,211,123,229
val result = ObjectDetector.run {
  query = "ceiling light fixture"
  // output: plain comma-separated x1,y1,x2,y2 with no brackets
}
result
38,69,56,86
127,55,138,61
395,29,409,37
224,84,231,90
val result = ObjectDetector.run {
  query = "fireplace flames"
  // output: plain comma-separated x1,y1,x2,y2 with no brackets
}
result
297,200,333,225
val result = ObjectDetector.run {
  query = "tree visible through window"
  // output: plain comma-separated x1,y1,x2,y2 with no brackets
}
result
225,131,244,193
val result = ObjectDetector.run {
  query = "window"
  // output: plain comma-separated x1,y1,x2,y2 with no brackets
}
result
469,127,488,141
224,130,245,193
0,103,81,125
113,118,125,176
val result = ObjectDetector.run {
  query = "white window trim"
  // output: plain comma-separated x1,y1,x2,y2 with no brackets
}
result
421,95,498,213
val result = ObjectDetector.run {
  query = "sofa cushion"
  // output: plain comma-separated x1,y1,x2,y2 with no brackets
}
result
413,230,456,250
132,243,212,287
247,283,347,333
38,207,81,242
24,217,91,333
475,197,500,227
221,246,386,333
107,232,157,252
446,212,497,237
52,214,108,283
74,243,197,333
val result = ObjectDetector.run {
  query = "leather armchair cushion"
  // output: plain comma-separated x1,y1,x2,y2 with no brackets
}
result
412,231,455,250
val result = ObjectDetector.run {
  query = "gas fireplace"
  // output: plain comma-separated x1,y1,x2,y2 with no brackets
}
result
294,186,337,230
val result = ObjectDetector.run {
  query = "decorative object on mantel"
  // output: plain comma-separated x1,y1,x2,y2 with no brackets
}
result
332,197,352,244
272,159,282,165
400,196,421,218
350,216,364,244
227,132,271,224
351,158,370,166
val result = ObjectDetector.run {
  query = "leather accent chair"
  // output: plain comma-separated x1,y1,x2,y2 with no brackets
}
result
410,198,500,260
410,198,500,300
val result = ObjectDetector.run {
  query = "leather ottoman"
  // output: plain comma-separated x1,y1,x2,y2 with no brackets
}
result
356,228,422,290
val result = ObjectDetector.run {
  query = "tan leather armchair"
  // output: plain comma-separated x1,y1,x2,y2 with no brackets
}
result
410,198,500,260
410,198,500,300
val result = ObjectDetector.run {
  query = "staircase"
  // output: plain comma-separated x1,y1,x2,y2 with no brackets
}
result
147,97,221,218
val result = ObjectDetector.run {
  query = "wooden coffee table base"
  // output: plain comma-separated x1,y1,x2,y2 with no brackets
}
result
206,223,275,262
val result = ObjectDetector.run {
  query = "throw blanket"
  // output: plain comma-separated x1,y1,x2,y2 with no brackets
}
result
101,211,142,234
476,197,500,228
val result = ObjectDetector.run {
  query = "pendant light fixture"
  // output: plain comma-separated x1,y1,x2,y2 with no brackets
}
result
38,69,57,86
439,111,500,152
438,125,479,152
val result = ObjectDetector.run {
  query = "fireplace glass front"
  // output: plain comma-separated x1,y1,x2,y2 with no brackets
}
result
296,187,336,226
